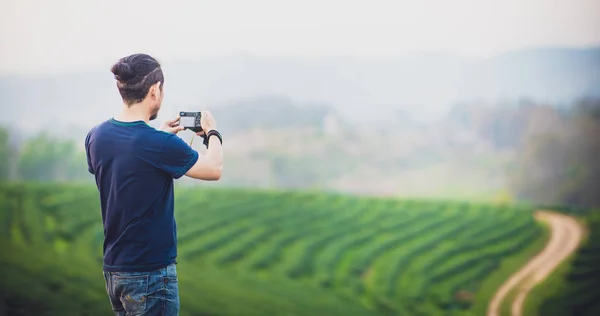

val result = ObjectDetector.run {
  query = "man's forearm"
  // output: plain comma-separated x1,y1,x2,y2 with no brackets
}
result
206,136,223,168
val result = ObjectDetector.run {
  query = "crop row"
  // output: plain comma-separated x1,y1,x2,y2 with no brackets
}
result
0,183,545,316
417,209,530,274
240,204,371,270
379,212,489,299
346,208,462,282
184,204,337,261
283,210,392,278
313,210,427,287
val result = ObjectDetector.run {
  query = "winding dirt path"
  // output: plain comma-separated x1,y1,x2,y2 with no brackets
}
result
487,211,585,316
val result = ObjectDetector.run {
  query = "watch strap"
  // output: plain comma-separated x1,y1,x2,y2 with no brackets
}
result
202,130,222,148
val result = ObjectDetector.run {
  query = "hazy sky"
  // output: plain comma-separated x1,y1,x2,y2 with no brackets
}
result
1,0,599,75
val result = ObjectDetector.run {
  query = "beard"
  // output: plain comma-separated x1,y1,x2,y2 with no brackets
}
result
149,104,160,121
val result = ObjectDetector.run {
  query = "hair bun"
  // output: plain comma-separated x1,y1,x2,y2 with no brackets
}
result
111,61,134,81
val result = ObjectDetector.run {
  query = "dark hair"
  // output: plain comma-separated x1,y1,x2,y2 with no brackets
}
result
110,53,164,105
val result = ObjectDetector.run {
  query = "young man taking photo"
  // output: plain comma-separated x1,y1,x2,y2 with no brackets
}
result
85,53,223,315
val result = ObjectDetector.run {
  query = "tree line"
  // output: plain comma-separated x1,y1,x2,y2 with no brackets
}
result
0,129,90,182
1,97,599,209
509,98,600,209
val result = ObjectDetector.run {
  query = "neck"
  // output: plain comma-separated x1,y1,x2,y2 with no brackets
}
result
114,102,151,123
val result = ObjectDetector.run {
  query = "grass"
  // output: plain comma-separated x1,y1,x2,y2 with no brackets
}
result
522,256,573,316
0,182,550,316
522,210,600,316
465,220,551,316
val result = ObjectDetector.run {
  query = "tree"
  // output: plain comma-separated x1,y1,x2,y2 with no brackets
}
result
0,127,9,180
510,101,600,208
17,133,88,182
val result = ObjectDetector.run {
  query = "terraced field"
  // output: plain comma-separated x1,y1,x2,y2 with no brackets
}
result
0,182,544,316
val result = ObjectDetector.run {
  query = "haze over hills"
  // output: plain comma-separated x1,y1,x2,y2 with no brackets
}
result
1,46,599,135
1,46,599,204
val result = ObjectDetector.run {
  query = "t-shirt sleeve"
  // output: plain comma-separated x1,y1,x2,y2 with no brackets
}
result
158,133,199,179
84,131,94,174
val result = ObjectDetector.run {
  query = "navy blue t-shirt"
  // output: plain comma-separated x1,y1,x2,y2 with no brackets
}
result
85,118,199,272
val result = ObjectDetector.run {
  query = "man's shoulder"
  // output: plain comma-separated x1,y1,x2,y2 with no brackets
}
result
87,119,158,138
87,119,113,134
85,119,190,150
140,127,178,146
85,120,109,144
130,126,190,153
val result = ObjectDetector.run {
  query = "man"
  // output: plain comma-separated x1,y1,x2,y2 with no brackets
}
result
85,53,223,315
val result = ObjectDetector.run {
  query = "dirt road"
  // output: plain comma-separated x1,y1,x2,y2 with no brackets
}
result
487,211,585,316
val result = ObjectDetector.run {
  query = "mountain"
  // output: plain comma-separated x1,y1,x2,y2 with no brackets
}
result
1,46,599,135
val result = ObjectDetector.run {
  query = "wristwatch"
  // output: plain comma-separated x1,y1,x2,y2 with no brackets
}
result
202,130,222,148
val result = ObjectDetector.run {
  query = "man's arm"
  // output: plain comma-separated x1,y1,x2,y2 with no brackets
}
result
85,130,95,174
156,111,222,181
185,111,223,181
185,134,223,181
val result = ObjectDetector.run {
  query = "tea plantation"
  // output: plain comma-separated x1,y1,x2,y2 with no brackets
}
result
0,183,545,316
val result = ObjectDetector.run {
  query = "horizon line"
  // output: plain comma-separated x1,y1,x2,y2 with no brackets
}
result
1,43,599,78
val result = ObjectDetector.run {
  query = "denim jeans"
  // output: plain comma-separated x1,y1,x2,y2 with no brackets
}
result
103,263,180,316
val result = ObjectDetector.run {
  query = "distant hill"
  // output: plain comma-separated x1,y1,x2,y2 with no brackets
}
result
1,46,599,135
209,96,340,135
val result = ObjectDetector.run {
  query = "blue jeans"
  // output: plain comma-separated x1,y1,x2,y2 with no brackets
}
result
103,263,180,316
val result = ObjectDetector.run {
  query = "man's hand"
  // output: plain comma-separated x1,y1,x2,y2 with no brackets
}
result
185,110,223,181
160,116,185,134
197,111,217,136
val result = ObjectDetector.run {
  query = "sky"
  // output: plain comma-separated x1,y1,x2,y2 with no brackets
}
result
1,0,599,75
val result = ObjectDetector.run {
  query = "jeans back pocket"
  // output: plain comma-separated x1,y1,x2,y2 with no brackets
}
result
113,274,149,315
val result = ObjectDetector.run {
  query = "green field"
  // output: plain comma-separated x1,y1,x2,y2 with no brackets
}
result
0,182,546,316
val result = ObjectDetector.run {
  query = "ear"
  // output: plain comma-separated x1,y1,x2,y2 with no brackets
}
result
151,82,162,100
